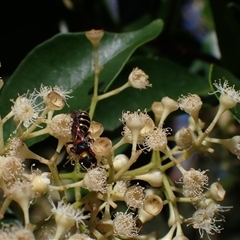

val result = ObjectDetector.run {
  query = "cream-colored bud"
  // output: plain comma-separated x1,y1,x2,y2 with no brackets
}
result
45,91,65,110
89,121,104,139
85,29,104,48
132,169,163,187
31,172,51,197
113,154,129,172
128,67,151,89
143,195,163,216
175,128,194,150
209,182,226,201
92,137,112,157
151,101,163,124
160,96,179,125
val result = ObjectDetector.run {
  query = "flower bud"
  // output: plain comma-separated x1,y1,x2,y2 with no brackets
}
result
160,96,179,125
31,172,51,197
151,101,163,124
132,169,163,187
113,154,129,172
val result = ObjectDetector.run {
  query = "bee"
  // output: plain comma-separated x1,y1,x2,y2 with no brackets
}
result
70,111,97,169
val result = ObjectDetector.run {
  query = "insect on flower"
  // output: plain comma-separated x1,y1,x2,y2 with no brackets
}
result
69,110,97,169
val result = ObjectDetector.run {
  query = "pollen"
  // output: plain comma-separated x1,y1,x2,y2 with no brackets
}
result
11,91,43,129
124,185,145,209
179,168,209,198
113,212,140,238
83,167,107,193
49,113,72,142
143,127,171,152
178,93,202,115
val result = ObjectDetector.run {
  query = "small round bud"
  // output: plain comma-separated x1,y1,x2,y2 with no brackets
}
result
132,169,163,187
113,154,129,172
175,128,194,150
31,172,51,197
151,101,163,124
85,29,104,48
128,67,151,89
209,182,226,201
143,195,163,216
160,96,179,124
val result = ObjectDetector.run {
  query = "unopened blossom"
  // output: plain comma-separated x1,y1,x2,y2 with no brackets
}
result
11,91,43,129
113,212,140,238
159,96,179,125
128,67,151,89
179,168,209,198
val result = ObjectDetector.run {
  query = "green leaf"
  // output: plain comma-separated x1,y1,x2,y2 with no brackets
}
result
0,19,163,142
94,57,211,131
209,64,240,122
209,1,240,78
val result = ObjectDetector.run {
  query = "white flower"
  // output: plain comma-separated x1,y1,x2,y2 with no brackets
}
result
213,80,240,103
11,90,43,129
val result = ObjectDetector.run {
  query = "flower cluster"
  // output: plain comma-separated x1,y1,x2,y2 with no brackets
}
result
0,31,238,240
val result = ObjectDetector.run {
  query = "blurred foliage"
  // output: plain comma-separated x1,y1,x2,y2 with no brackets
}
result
1,0,240,239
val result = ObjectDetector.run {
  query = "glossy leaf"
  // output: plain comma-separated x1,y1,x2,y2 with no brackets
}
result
0,19,163,141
